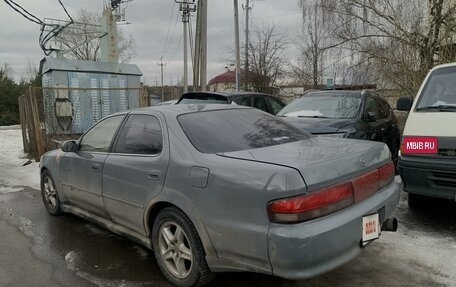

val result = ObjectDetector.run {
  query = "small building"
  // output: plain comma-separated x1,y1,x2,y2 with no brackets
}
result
208,69,272,93
208,69,238,92
40,57,142,134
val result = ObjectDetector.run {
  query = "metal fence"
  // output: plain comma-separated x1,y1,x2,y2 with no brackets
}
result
19,86,149,161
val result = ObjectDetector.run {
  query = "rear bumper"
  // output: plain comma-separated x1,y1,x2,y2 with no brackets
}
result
399,156,456,200
267,181,400,280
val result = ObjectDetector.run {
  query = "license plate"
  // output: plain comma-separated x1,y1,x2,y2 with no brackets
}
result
362,213,380,244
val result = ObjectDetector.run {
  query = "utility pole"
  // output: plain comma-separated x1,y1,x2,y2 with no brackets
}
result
176,0,196,93
243,0,252,91
234,0,241,91
100,5,119,63
193,2,201,91
193,0,208,91
200,0,208,91
157,57,167,101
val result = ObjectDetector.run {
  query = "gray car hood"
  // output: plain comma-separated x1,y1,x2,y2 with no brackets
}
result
217,137,391,191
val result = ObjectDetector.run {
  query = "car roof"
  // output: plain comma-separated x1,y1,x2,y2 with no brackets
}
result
181,91,275,99
130,104,252,117
301,90,380,98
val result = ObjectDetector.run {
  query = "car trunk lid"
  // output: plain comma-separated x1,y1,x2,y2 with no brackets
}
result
217,137,391,191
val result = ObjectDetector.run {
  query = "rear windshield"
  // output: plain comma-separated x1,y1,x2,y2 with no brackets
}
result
179,93,228,104
178,109,310,153
416,67,456,110
277,93,361,119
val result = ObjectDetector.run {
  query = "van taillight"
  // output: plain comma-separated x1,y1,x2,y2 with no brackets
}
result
268,161,395,224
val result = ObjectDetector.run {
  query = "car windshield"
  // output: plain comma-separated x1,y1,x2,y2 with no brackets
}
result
179,93,228,104
277,93,362,119
178,109,311,154
416,67,456,111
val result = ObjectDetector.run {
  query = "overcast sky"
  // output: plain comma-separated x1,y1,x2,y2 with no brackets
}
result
0,0,302,85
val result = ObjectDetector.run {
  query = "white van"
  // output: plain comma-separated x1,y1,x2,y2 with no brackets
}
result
397,63,456,208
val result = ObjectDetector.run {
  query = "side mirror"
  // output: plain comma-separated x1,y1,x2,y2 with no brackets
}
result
397,96,413,111
366,112,378,122
61,140,77,153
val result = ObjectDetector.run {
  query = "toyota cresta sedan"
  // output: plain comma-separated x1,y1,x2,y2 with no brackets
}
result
40,104,400,287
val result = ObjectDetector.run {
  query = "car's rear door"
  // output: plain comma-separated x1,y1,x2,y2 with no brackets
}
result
60,115,125,217
102,112,169,234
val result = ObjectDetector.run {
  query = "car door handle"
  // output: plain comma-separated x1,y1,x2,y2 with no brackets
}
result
90,164,100,172
147,170,161,180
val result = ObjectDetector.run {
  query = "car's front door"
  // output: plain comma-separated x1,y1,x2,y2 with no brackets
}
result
60,115,125,217
102,113,169,234
253,96,272,114
364,96,388,143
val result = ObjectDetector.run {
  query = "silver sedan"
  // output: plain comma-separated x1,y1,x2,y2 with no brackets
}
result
39,104,400,287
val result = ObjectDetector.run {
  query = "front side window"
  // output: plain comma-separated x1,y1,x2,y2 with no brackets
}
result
416,67,456,111
278,93,361,119
233,96,251,107
79,115,125,152
178,109,310,154
269,97,285,115
114,115,163,155
364,97,380,120
254,97,270,113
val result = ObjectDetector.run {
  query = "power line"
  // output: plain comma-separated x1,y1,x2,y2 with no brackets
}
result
161,2,177,58
3,0,42,25
163,7,180,60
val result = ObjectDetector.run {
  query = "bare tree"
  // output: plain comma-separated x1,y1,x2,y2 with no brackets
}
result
58,9,135,63
248,23,289,93
326,0,456,94
293,0,335,88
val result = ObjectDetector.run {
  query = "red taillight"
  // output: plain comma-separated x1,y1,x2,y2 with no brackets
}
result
268,161,395,224
268,182,354,223
378,161,395,189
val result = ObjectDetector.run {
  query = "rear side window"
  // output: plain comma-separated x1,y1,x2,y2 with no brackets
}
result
179,93,228,104
114,115,163,155
178,109,310,154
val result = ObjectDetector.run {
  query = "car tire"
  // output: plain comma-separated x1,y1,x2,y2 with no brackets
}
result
152,207,214,287
40,170,62,216
408,193,425,210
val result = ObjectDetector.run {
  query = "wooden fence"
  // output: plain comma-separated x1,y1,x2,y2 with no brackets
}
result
18,87,45,161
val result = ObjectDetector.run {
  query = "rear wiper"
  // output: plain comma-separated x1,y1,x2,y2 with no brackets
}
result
416,105,456,112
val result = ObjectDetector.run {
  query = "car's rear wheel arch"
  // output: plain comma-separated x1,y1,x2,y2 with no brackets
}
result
145,201,217,259
147,202,175,235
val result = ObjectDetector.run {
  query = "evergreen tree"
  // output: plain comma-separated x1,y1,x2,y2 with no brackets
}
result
0,69,24,126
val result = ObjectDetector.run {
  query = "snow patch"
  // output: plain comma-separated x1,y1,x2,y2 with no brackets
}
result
0,127,40,190
65,251,79,271
0,186,23,194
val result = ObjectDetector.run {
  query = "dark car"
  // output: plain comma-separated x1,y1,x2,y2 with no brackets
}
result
177,91,285,115
278,90,401,163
